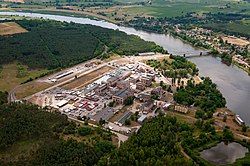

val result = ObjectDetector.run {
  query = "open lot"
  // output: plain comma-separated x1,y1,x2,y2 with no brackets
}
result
62,66,114,90
15,81,50,99
0,22,27,36
0,63,49,92
222,36,250,47
4,0,24,3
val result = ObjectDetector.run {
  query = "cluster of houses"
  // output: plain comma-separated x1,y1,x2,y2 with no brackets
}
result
175,26,250,73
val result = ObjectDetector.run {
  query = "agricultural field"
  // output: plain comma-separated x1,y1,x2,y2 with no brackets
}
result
0,22,27,36
204,20,250,37
121,0,250,18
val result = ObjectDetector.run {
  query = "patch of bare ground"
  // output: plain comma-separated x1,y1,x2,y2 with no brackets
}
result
222,36,250,47
214,108,250,138
62,66,113,90
15,81,50,99
0,22,27,36
4,0,24,3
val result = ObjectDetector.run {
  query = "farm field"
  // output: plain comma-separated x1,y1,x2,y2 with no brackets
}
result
204,20,250,37
0,22,27,36
121,0,250,18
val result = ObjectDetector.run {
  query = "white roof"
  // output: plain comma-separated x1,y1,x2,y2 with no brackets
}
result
138,114,147,122
56,100,68,107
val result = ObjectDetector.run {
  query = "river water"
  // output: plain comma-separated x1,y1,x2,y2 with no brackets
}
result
0,12,250,124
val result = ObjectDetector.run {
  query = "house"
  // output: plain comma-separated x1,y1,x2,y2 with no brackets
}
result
56,100,68,108
175,105,188,114
112,88,133,104
92,107,114,122
138,52,155,56
129,74,140,84
146,73,155,81
116,111,133,126
107,76,119,87
118,71,132,81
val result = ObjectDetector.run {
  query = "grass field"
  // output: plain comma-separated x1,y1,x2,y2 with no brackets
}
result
121,0,250,18
0,63,49,92
0,22,27,36
204,20,250,37
0,139,40,163
15,81,50,99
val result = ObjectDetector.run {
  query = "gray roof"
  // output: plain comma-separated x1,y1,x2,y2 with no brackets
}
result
92,107,114,122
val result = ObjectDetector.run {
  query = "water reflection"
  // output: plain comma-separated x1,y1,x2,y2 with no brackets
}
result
200,142,248,165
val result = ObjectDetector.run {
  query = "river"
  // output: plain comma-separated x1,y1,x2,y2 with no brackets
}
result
0,12,250,124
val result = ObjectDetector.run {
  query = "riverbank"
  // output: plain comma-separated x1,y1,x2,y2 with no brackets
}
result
0,7,118,24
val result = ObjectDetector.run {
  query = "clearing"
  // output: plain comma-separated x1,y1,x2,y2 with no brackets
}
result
0,63,49,92
14,81,50,99
0,22,27,36
62,66,114,90
4,0,24,3
222,36,250,47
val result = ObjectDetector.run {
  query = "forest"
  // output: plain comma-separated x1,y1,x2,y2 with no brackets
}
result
0,93,115,165
0,92,249,165
0,19,164,70
97,115,247,165
174,77,226,119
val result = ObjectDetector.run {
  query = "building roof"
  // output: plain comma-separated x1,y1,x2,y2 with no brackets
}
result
114,88,131,99
138,114,147,122
117,111,133,125
92,107,114,122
